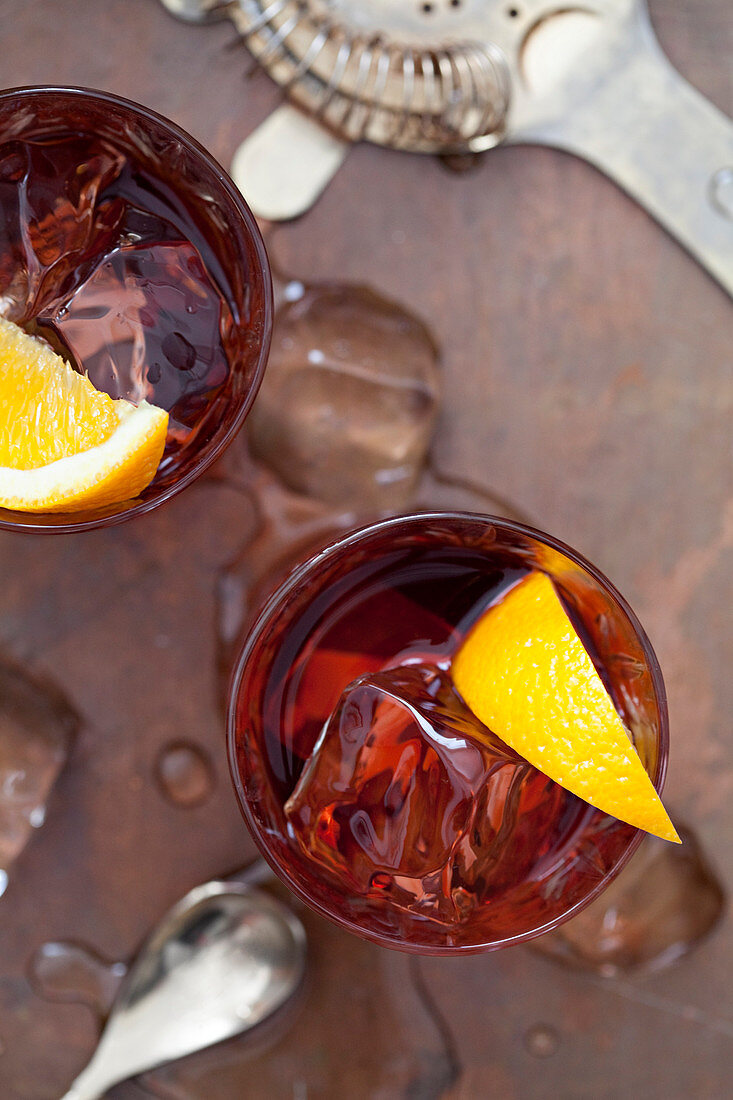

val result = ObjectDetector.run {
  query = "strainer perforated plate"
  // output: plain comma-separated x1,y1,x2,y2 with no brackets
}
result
231,0,511,150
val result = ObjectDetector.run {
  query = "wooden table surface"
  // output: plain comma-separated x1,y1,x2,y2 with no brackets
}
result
0,1,731,1097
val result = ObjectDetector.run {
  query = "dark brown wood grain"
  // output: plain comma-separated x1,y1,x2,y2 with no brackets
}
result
0,1,731,1096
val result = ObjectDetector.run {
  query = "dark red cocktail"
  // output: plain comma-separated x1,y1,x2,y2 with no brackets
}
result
0,86,271,531
228,513,668,954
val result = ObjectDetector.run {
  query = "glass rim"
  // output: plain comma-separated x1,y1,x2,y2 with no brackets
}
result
0,84,273,534
226,510,670,955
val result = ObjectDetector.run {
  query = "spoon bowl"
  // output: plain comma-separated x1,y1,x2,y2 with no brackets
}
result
61,881,306,1100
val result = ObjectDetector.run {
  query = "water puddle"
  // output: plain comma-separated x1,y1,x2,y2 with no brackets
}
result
29,941,127,1018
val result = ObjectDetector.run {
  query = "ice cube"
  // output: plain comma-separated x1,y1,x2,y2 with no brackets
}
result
0,657,78,894
45,239,229,414
0,135,126,320
248,282,441,510
285,665,565,924
531,823,725,975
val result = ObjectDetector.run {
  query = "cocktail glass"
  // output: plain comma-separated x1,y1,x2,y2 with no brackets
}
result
227,512,669,954
0,85,272,532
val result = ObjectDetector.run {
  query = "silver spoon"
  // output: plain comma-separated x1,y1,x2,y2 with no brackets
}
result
60,879,306,1100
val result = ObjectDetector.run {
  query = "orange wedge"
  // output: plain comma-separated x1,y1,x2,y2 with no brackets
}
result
452,571,679,842
0,317,168,512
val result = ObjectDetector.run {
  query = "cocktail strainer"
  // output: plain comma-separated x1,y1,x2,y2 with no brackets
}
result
168,0,733,296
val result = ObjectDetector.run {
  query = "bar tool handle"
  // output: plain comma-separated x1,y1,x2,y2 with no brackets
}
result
59,1062,110,1100
231,104,349,221
59,1034,129,1100
537,27,733,297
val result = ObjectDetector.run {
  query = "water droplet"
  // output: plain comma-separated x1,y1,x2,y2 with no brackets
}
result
29,942,127,1017
29,805,46,828
0,870,8,898
284,280,305,302
155,742,215,808
709,167,733,219
524,1024,559,1058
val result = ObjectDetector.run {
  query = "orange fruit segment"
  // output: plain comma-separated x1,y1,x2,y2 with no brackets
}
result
0,317,168,512
452,571,679,843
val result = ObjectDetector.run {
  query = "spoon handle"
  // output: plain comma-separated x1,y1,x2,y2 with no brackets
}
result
59,1058,119,1100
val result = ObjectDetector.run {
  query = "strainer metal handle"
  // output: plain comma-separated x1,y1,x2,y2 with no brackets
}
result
232,105,349,222
517,17,733,298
